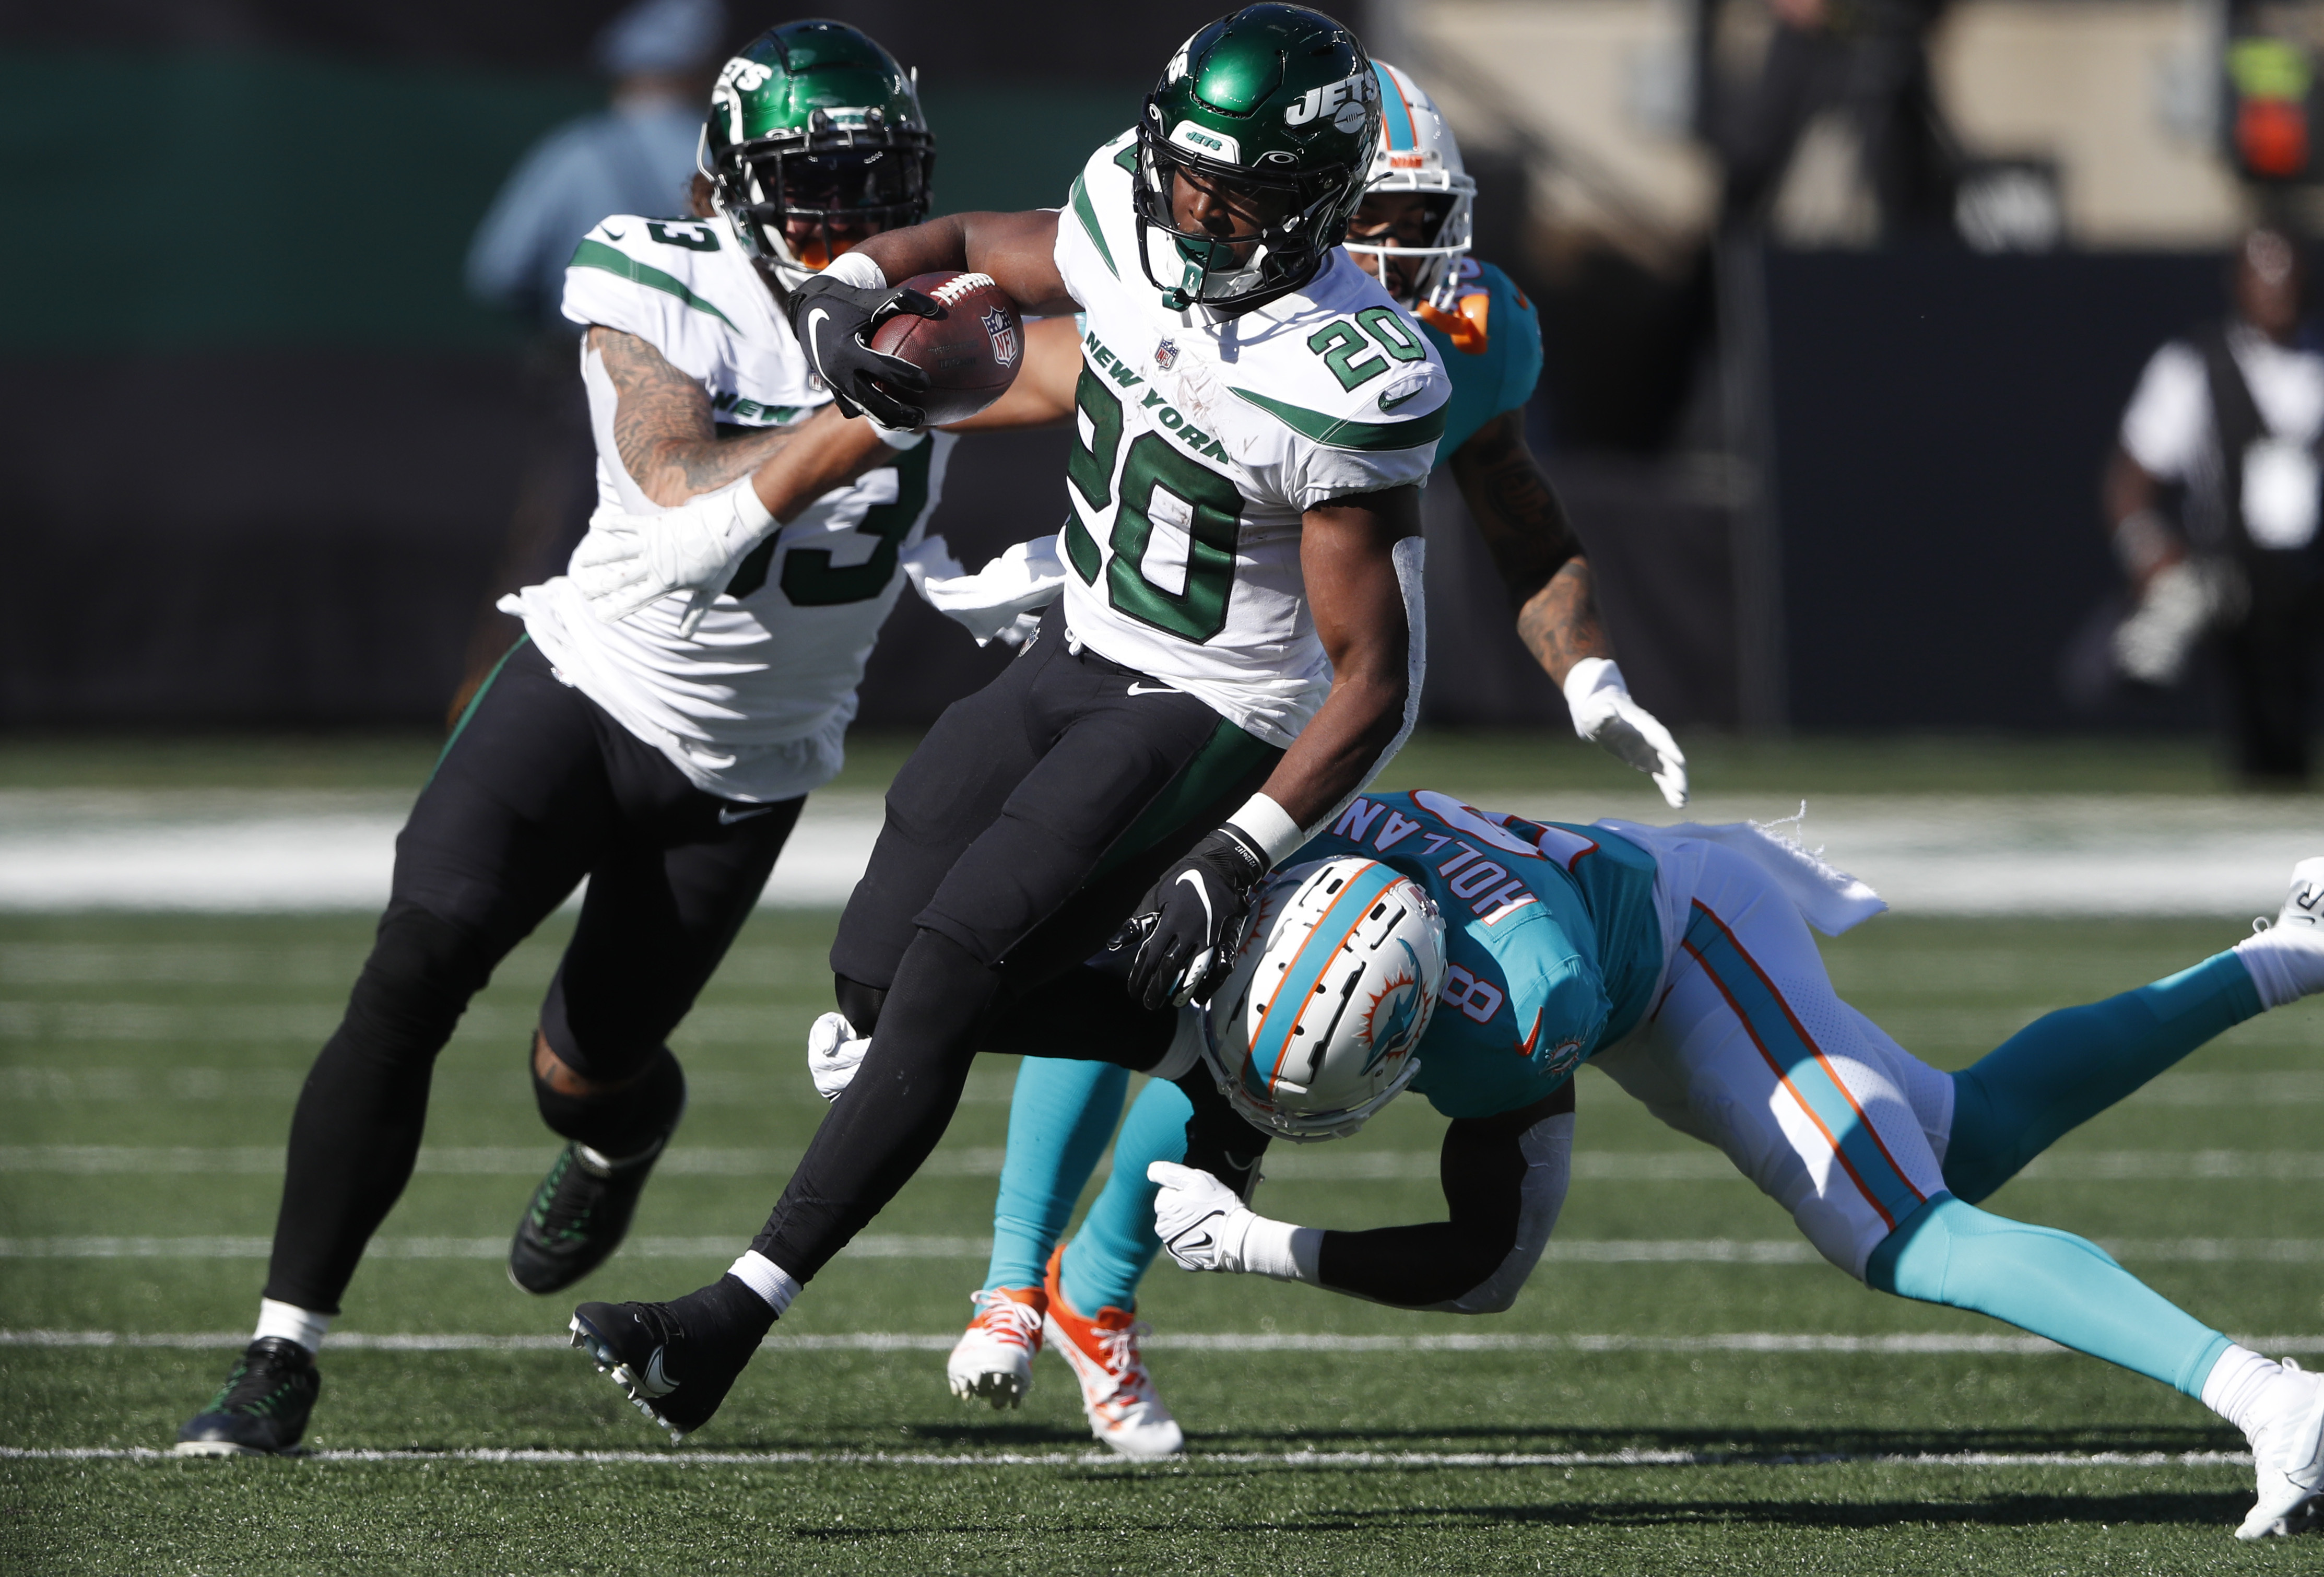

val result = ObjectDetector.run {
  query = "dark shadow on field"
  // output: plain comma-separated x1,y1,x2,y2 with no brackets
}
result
1170,1422,2243,1458
785,1487,2272,1541
784,1492,2252,1541
703,1419,2245,1457
1320,1491,2253,1531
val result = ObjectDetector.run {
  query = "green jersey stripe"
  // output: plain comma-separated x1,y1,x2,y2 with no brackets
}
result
1070,175,1118,279
1226,387,1448,452
569,240,739,329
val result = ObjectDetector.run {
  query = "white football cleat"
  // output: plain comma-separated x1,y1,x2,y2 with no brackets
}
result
945,1287,1044,1409
806,1011,870,1103
1043,1248,1184,1460
2238,1358,2324,1539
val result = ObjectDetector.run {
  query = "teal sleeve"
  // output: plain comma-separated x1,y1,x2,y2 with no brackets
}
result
1496,275,1543,418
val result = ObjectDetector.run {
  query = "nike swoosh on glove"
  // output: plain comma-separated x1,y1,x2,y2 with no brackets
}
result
569,483,777,636
786,274,939,429
1147,1161,1258,1273
1562,657,1689,808
1120,825,1269,1011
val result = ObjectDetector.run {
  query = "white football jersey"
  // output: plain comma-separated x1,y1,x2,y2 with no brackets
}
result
500,210,954,803
1049,132,1448,746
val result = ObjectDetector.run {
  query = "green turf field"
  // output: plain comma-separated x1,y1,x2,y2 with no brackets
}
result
4,889,2320,1572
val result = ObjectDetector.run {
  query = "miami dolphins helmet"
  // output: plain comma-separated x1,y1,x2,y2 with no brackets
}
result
1343,61,1476,312
701,21,935,293
1200,856,1446,1142
1134,5,1379,311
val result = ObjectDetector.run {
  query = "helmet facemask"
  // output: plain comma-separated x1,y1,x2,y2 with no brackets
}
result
703,108,934,297
1342,180,1476,311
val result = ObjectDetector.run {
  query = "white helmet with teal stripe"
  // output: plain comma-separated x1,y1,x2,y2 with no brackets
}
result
1200,856,1448,1142
1343,61,1476,312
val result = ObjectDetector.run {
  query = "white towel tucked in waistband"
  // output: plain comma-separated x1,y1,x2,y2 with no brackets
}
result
911,535,1066,648
1597,815,1887,937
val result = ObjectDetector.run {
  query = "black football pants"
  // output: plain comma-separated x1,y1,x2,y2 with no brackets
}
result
752,608,1280,1281
263,640,798,1314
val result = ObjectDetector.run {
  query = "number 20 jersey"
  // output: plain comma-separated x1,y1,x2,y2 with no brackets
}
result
503,211,955,803
1049,133,1452,748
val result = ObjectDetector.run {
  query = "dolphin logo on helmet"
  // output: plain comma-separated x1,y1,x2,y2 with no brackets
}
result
1200,856,1448,1142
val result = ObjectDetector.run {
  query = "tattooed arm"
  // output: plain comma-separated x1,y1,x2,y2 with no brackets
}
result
1444,408,1609,688
1449,408,1686,806
589,325,890,512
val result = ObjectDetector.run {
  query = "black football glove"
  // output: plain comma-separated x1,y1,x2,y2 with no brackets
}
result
1119,825,1270,1011
785,273,941,429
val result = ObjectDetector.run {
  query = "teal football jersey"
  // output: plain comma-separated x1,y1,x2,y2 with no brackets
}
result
1415,258,1544,463
1293,789,1662,1121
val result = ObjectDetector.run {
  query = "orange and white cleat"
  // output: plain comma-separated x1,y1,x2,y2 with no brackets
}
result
945,1285,1045,1409
1042,1246,1184,1459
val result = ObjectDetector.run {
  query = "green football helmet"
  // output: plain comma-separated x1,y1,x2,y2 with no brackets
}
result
702,20,935,295
1134,4,1378,311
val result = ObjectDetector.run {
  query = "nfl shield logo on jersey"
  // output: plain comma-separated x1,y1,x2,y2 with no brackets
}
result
1154,338,1178,370
981,307,1019,367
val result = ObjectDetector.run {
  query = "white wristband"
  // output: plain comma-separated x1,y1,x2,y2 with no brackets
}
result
1560,655,1623,710
727,476,775,535
1241,1217,1324,1284
820,251,887,291
870,422,929,450
1226,792,1305,868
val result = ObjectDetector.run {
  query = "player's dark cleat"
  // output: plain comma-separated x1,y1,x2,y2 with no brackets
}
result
174,1337,321,1457
569,1274,773,1442
509,1135,671,1295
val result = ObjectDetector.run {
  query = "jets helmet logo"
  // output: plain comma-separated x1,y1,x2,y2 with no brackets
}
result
713,56,775,142
982,307,1019,368
1283,72,1376,134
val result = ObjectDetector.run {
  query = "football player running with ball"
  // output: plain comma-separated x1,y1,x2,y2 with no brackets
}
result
562,5,1480,1441
857,788,2324,1535
945,61,1689,1455
177,21,987,1456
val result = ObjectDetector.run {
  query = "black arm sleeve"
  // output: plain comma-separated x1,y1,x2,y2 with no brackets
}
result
1313,1081,1576,1309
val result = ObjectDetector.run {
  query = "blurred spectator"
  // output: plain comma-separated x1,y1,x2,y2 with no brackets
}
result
2106,226,2324,786
452,0,726,721
466,0,727,327
1702,0,1959,240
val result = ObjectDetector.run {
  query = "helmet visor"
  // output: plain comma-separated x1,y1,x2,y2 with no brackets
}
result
742,144,926,220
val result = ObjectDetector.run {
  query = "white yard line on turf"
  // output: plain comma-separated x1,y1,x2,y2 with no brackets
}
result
9,1328,2324,1357
5,1235,2319,1264
0,1235,992,1260
0,1444,2261,1469
4,790,2321,916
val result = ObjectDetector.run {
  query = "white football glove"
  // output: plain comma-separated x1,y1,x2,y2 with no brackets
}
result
568,479,777,637
1563,657,1688,809
1148,1161,1259,1273
806,1011,870,1103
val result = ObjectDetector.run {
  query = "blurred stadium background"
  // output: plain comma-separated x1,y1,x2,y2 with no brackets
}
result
10,0,2324,746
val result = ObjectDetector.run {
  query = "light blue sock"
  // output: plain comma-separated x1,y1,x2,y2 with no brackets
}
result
1944,951,2261,1203
1867,1195,2231,1399
1058,1077,1192,1315
982,1059,1129,1292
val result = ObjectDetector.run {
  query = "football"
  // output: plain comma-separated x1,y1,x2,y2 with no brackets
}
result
867,270,1024,426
